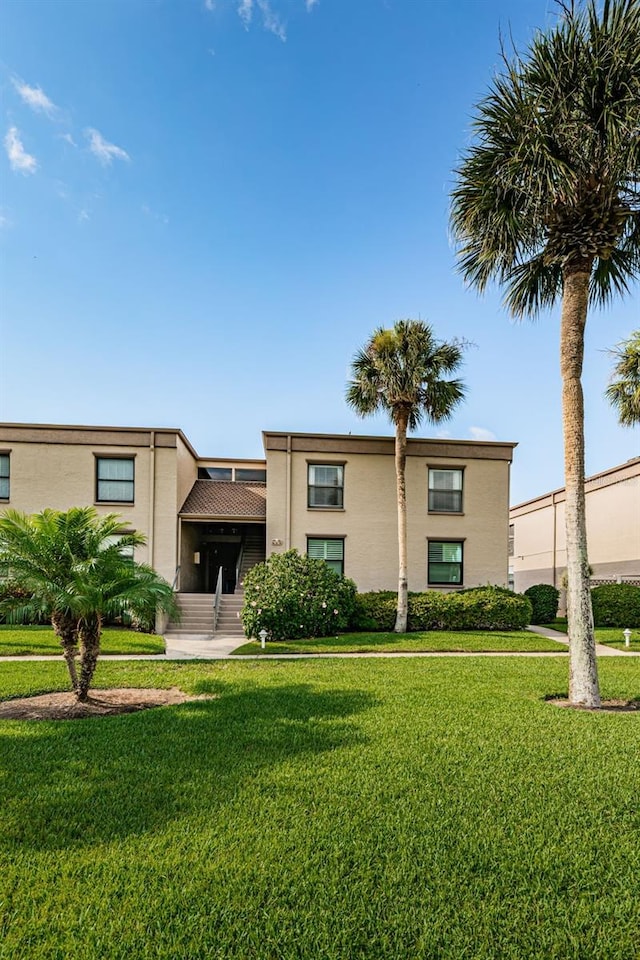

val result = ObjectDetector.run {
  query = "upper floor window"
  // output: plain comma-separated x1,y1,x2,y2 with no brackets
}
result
235,468,267,482
198,467,267,482
428,468,463,513
508,524,515,557
308,464,344,508
0,454,9,500
428,540,463,585
307,537,345,576
96,457,135,503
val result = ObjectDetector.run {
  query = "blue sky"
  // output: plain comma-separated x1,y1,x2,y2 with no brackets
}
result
1,0,637,505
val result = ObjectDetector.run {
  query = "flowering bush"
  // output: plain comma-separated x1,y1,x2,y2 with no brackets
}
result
241,550,357,641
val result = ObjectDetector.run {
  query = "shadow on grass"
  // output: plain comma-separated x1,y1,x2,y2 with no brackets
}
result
0,680,376,852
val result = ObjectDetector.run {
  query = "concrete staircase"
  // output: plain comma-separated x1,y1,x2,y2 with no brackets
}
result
215,589,246,637
166,530,266,640
238,530,266,584
166,593,215,638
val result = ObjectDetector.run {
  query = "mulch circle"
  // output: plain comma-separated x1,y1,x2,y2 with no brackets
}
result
547,698,639,713
0,687,211,721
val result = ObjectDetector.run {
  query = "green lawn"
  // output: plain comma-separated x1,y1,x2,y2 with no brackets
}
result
1,657,639,959
232,629,565,655
548,618,640,651
0,625,165,657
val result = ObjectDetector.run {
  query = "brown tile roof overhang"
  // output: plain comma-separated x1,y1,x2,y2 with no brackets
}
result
180,481,266,520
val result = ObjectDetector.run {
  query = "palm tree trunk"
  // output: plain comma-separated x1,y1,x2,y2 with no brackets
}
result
77,614,102,702
560,263,600,708
394,410,409,633
51,611,80,693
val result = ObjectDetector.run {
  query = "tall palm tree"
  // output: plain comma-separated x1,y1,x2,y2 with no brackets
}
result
0,507,176,700
606,330,640,426
451,0,640,708
346,320,466,632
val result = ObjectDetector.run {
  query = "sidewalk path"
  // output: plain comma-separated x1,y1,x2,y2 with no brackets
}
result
2,626,637,661
527,624,636,657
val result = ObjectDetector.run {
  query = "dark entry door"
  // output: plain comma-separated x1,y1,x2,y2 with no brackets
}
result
205,542,240,593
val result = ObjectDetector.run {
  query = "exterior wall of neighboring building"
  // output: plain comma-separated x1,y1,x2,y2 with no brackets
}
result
509,458,640,595
0,423,192,585
264,432,515,593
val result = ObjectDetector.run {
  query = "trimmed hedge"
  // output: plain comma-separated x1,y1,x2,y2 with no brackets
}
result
591,583,640,627
524,583,560,624
352,586,532,632
241,550,358,641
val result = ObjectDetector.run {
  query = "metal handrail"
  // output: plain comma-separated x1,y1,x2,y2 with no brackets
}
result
213,566,223,633
171,565,181,592
235,543,244,593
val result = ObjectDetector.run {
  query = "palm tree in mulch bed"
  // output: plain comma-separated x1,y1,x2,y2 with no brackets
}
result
0,507,177,701
450,0,640,707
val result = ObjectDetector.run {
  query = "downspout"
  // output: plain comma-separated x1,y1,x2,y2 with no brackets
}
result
552,493,557,589
148,431,155,568
285,434,292,550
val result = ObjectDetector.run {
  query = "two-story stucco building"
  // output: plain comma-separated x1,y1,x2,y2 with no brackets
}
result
0,422,517,634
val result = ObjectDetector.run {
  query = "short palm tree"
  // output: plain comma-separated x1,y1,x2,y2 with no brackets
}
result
606,330,640,426
346,320,466,632
0,507,176,700
451,0,640,708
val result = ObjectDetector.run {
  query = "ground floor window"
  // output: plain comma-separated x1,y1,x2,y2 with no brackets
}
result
428,540,463,585
0,453,9,500
307,537,344,576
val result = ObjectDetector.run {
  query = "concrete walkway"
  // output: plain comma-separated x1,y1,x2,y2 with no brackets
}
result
3,625,637,662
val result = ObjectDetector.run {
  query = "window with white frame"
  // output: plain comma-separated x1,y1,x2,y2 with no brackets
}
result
0,454,9,500
308,464,344,508
307,537,345,576
96,457,135,503
428,540,463,585
428,468,463,513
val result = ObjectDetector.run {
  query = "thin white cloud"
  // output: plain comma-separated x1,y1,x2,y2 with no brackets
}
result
59,133,77,147
142,204,169,225
12,79,58,117
85,128,130,166
469,426,497,442
4,126,37,174
305,0,319,10
78,208,90,223
257,0,286,40
204,0,215,9
238,0,253,27
0,212,12,229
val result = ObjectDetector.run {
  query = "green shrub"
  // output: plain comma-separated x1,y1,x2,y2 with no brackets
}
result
591,583,640,627
0,580,48,624
351,586,532,633
241,550,357,641
524,583,560,624
351,592,397,631
410,586,532,631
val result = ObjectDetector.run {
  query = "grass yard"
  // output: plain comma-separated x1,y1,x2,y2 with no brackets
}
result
1,656,639,959
549,618,640,651
232,629,565,655
0,625,165,657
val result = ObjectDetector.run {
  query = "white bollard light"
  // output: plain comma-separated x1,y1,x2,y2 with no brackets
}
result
259,628,268,650
623,628,631,648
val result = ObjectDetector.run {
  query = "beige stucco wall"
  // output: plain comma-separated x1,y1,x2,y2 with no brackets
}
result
0,425,183,585
265,434,514,592
510,458,640,592
176,435,198,512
